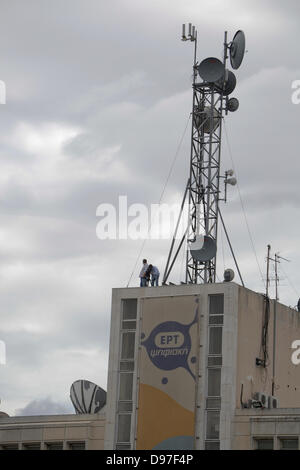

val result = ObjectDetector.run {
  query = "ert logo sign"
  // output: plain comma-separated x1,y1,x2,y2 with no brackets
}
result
141,304,198,380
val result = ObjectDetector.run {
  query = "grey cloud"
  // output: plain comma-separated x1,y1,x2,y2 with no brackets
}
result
0,0,300,416
16,398,73,416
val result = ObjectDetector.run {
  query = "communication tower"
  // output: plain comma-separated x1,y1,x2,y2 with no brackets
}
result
163,26,246,284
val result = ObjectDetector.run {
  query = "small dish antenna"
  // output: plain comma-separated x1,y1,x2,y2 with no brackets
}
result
197,57,224,83
227,97,239,112
224,268,235,282
216,70,236,96
70,380,106,414
195,106,220,134
189,234,217,262
230,30,246,70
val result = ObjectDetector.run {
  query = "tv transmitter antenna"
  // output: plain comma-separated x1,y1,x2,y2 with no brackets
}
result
163,25,246,285
266,244,290,301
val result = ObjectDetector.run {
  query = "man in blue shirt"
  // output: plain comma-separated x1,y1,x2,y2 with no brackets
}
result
150,265,160,287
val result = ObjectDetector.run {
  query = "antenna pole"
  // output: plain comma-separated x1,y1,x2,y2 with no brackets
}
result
274,252,289,301
193,29,197,68
275,253,279,301
266,244,271,298
272,251,279,397
266,248,289,396
268,251,289,301
223,31,228,64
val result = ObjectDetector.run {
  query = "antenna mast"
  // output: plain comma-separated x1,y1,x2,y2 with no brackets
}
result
163,26,245,284
267,245,290,301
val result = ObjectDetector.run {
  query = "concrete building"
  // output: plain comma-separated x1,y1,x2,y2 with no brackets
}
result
233,408,300,450
2,281,300,451
104,282,300,450
0,412,105,450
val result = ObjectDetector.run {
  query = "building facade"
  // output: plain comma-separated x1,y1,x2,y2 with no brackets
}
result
233,408,300,450
0,413,105,450
2,282,300,451
104,282,300,450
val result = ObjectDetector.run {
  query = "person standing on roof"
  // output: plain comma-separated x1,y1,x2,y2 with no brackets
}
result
150,265,160,287
144,264,152,287
139,259,148,287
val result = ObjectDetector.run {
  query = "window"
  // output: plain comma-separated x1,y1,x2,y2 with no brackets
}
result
122,299,137,320
121,332,135,359
117,414,131,443
22,443,41,450
207,295,223,443
206,397,221,409
1,444,19,450
209,327,222,355
206,411,220,440
279,438,298,450
209,294,224,315
116,444,131,450
205,440,220,450
119,372,133,401
207,368,221,397
68,442,86,450
122,320,136,330
118,401,133,412
46,442,63,450
208,356,222,367
120,361,134,371
116,299,137,450
255,438,274,450
209,315,223,325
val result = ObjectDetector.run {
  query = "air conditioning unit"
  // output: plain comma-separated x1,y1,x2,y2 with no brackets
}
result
253,392,268,408
268,395,279,409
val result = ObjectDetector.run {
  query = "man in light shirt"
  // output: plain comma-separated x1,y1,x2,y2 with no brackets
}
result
139,259,148,287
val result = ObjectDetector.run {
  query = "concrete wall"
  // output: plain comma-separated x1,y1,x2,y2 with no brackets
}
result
236,287,274,406
273,302,300,407
232,409,300,450
236,287,300,409
0,413,105,450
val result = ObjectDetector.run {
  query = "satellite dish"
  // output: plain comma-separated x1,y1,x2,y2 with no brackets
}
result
230,30,246,69
227,97,239,112
224,269,235,282
198,57,224,83
194,106,220,134
216,70,236,96
70,380,106,414
226,176,237,186
189,234,217,262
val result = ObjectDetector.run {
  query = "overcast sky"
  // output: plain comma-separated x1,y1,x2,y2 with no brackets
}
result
0,0,300,416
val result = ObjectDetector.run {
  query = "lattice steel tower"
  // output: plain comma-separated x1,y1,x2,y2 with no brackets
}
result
163,26,245,285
